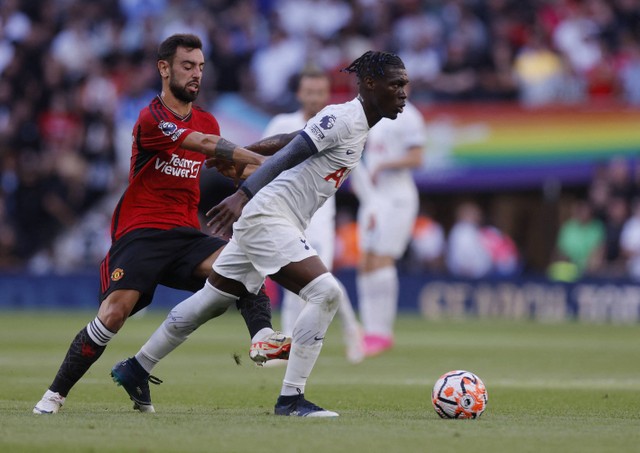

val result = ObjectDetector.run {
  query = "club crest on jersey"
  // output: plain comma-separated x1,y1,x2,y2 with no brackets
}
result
319,115,336,130
158,121,186,142
111,268,125,281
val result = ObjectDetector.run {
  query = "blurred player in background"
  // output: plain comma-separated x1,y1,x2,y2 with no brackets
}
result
262,68,363,364
113,50,409,417
34,34,292,415
353,92,425,357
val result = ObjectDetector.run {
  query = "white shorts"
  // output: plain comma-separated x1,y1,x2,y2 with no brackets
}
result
358,194,418,259
213,213,318,294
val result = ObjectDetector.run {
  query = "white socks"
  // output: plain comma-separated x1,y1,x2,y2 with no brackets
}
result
280,289,303,337
334,278,359,339
136,281,237,373
281,273,341,396
357,266,398,337
252,327,275,344
281,278,358,341
86,317,115,346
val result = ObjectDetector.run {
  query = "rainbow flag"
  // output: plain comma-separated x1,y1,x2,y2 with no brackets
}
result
416,103,640,191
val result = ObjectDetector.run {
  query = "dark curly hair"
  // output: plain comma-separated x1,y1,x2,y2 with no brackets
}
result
341,51,405,80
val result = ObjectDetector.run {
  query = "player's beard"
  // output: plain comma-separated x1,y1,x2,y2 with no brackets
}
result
169,77,199,104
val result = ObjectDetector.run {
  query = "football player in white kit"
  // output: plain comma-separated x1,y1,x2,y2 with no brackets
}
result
113,51,409,417
354,98,425,357
262,69,364,364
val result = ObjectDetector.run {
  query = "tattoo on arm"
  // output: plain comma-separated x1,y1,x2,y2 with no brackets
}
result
240,134,315,199
215,138,236,160
246,131,300,156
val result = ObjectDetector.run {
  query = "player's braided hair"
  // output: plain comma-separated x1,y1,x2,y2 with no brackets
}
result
341,51,405,80
157,34,203,62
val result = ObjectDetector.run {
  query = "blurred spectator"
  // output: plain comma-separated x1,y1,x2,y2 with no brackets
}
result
586,40,620,101
548,199,605,280
249,25,305,110
513,32,567,106
407,206,445,273
446,201,492,278
0,0,31,74
553,1,603,75
159,1,212,51
594,194,629,277
119,0,167,24
441,1,489,56
588,156,637,222
617,35,640,105
480,224,520,276
396,31,442,102
393,8,442,102
113,55,157,177
38,92,83,153
620,197,640,280
334,207,360,270
430,36,480,102
276,0,352,40
607,156,636,201
207,0,266,95
476,38,519,101
0,189,18,269
587,166,611,222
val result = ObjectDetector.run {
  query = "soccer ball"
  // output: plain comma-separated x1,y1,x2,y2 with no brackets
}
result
431,370,488,419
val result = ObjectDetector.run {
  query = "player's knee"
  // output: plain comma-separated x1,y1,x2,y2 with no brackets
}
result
199,281,236,319
98,305,129,332
164,281,236,337
98,292,139,331
299,273,342,314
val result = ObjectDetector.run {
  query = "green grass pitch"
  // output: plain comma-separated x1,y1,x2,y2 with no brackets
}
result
1,310,639,453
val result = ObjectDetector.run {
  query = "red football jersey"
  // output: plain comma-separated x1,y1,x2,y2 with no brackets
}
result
110,96,220,241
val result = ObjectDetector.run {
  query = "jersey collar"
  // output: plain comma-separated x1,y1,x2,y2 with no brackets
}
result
156,95,192,122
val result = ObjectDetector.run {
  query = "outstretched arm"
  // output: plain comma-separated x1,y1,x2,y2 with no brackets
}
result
203,130,301,182
245,130,301,156
370,145,423,181
181,132,266,168
206,134,316,238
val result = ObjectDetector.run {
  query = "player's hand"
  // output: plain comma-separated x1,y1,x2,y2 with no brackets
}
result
231,162,248,187
206,158,248,187
206,191,249,239
234,149,266,167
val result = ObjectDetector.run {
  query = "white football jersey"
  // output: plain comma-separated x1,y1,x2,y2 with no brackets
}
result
364,100,425,194
357,101,424,257
245,98,369,231
262,111,305,138
262,110,336,265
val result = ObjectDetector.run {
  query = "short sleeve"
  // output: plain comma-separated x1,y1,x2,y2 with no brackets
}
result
263,116,291,138
302,108,349,153
137,111,195,155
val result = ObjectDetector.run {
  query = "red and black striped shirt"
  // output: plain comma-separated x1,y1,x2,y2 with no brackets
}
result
110,96,220,241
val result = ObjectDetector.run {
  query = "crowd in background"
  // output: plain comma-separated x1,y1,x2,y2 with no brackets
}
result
547,157,640,282
333,154,640,284
1,0,640,277
395,156,640,282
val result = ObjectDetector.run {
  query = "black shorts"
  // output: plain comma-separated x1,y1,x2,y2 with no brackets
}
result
99,227,227,314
